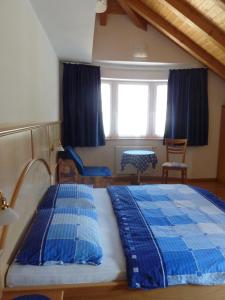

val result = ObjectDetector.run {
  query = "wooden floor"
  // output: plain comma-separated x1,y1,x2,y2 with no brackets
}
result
113,177,225,201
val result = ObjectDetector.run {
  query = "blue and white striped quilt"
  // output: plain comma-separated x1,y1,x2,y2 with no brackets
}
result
38,184,95,210
16,207,102,266
107,184,225,289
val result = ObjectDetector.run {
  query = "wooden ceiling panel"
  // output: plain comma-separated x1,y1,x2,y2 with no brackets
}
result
164,0,225,48
142,0,225,64
186,0,225,32
99,0,225,80
128,0,225,79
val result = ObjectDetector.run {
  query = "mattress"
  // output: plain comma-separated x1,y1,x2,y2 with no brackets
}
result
6,189,126,287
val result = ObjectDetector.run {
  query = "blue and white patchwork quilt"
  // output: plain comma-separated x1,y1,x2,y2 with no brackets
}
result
16,207,102,266
107,184,225,289
38,184,95,210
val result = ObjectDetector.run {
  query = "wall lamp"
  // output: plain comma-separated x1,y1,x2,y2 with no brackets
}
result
0,191,19,226
50,140,64,152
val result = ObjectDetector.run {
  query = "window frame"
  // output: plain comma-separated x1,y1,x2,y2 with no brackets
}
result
101,79,168,140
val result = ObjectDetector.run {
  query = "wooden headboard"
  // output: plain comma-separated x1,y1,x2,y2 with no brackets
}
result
0,122,60,289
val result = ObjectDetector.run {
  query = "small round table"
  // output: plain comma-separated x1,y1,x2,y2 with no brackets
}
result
121,150,158,184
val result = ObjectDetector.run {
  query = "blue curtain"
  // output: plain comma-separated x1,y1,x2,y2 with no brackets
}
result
164,68,208,146
62,63,105,147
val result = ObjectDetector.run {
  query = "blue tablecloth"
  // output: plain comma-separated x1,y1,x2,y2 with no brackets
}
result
121,150,158,173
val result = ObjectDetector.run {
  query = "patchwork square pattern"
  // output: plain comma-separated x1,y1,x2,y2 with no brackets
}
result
144,208,164,218
157,237,188,252
174,224,203,236
167,214,193,225
210,214,225,224
161,207,184,216
200,205,223,215
47,223,77,240
16,207,102,266
182,211,210,223
38,184,95,210
146,216,171,226
138,201,157,210
197,223,224,234
154,201,177,209
151,225,177,238
183,235,215,250
193,249,225,273
108,184,225,289
174,200,194,207
163,251,198,275
150,195,170,202
208,234,225,249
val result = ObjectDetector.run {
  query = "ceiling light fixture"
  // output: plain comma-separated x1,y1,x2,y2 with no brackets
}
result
96,0,107,13
133,46,149,59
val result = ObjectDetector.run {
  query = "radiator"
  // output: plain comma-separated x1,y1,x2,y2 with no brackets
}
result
115,145,157,175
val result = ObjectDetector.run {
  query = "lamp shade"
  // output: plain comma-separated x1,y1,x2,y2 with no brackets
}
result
57,144,64,152
0,207,19,226
96,0,107,13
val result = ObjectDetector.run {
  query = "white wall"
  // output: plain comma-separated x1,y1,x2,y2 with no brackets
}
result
76,15,225,179
93,15,201,64
0,0,59,126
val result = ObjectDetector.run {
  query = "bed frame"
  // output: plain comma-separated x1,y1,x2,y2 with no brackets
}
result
1,159,225,300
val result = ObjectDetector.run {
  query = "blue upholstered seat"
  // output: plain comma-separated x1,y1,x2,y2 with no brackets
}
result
83,166,112,176
13,295,50,300
65,146,112,177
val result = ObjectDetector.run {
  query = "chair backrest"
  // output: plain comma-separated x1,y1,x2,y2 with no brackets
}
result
65,146,84,175
165,138,187,163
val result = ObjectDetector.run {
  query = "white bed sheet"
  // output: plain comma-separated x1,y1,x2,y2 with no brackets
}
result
6,188,126,287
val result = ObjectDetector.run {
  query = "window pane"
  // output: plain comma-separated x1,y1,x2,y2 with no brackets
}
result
155,84,168,137
118,84,148,137
101,83,111,137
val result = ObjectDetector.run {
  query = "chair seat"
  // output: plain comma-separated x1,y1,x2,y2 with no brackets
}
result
162,162,187,168
83,166,112,177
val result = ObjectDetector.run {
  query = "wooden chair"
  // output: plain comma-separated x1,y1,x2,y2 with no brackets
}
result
57,158,79,184
162,138,188,183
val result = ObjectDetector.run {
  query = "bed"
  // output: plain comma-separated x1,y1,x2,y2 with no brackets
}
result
2,159,225,300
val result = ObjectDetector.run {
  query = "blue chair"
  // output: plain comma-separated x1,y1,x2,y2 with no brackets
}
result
63,146,112,186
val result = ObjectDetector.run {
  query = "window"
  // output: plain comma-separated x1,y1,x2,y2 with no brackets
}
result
155,84,168,137
101,83,111,137
118,84,148,137
101,80,167,138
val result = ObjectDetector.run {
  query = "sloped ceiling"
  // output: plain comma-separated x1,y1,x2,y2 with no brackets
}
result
29,0,96,62
99,0,225,80
29,0,225,79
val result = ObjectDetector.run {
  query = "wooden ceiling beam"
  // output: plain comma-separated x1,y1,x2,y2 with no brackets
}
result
127,0,225,80
164,0,225,49
117,0,147,31
98,12,108,26
107,0,126,14
218,0,225,9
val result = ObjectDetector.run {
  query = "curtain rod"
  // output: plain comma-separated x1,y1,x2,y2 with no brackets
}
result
61,60,99,67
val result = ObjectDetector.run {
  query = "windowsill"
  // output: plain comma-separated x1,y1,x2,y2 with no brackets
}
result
106,136,163,141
